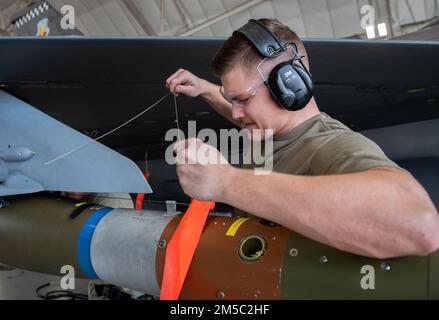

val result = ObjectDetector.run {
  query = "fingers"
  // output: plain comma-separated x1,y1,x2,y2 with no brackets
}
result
174,138,201,165
165,68,200,97
166,68,186,95
165,68,185,93
173,139,186,164
174,139,228,165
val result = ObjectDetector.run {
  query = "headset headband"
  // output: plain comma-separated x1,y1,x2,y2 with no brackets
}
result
234,19,287,58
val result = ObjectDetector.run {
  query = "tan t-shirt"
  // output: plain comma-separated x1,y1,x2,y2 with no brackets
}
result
245,113,400,175
237,113,401,217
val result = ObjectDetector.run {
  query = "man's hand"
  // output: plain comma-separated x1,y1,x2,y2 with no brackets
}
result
165,69,238,125
166,69,208,97
174,138,234,201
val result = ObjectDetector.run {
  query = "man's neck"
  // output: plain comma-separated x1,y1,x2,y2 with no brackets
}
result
275,98,320,136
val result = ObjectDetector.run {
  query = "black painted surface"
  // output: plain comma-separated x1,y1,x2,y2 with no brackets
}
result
0,37,438,160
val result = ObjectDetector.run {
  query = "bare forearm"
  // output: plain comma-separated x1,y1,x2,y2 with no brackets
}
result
219,167,439,258
200,80,240,126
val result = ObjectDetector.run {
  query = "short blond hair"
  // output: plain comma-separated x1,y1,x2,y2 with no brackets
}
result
211,18,308,78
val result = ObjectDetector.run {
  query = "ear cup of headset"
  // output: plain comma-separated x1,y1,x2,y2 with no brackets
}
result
268,60,313,111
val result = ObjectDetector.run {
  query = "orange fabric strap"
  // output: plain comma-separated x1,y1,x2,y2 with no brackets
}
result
160,199,215,300
135,172,150,210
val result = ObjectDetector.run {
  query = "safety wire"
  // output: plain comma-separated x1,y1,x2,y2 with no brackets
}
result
174,94,181,142
43,92,190,206
44,93,170,166
43,91,188,205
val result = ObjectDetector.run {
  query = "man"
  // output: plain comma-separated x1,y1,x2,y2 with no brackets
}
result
165,18,439,259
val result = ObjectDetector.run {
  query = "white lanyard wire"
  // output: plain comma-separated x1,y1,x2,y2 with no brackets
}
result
45,92,171,166
174,94,181,142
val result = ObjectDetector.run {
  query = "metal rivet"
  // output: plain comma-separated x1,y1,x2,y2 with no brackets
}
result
217,291,225,299
289,248,298,257
158,239,167,249
381,262,391,272
320,256,328,263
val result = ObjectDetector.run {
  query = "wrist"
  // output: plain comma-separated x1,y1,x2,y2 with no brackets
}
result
199,79,215,99
216,165,239,203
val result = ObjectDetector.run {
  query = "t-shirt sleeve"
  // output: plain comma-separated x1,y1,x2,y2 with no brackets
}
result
310,131,402,175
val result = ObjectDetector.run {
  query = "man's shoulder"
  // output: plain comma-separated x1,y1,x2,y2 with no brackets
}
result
309,127,401,175
311,113,352,133
294,113,352,147
272,114,351,159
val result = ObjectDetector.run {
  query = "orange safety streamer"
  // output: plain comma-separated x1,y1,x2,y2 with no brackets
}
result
135,172,150,210
160,199,215,300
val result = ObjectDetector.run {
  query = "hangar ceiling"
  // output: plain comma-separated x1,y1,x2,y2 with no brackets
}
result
0,0,438,39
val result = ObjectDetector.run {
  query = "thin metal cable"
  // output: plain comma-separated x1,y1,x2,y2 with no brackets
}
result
174,94,181,142
44,93,170,166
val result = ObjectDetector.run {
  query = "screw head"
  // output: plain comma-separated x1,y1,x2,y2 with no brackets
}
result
216,291,225,299
289,248,298,257
158,239,167,249
381,262,391,272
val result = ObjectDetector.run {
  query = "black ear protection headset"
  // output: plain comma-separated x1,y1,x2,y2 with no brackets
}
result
234,19,314,111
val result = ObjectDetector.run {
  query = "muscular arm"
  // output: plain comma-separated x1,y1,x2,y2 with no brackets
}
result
217,166,439,258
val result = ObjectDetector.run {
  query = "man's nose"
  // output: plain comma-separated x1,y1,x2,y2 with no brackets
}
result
232,104,245,121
